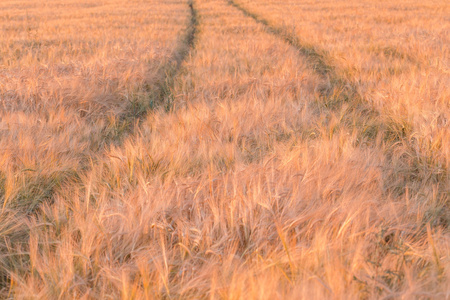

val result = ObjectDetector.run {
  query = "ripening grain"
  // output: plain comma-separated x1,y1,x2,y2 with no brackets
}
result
0,0,190,295
0,0,448,298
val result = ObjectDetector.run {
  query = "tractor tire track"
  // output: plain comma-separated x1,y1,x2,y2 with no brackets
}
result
0,0,199,292
104,0,199,145
30,0,198,212
227,0,365,110
226,0,448,213
225,0,386,153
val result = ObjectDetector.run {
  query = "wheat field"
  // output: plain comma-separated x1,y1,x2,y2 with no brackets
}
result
0,0,448,298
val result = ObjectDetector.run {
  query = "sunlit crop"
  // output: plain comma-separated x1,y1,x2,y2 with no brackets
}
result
0,0,448,298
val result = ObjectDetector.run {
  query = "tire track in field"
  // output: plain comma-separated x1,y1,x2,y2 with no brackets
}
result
224,0,390,152
0,0,199,291
227,0,366,110
5,1,198,212
28,0,198,212
104,0,199,146
226,0,448,212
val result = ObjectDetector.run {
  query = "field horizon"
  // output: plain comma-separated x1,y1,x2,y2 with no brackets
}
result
0,0,448,298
